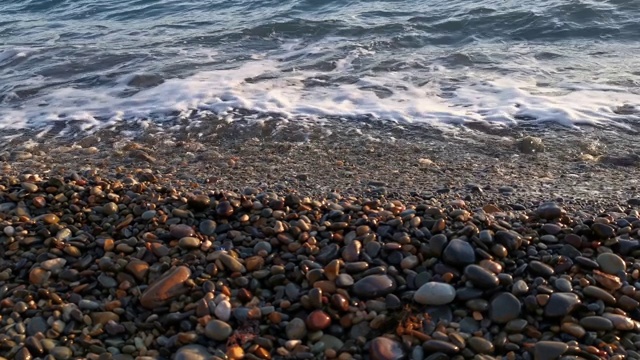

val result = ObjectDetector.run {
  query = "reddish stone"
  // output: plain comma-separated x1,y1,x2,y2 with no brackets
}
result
140,266,191,309
306,310,331,331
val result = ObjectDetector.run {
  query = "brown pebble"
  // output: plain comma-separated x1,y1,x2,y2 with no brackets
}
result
29,267,49,285
306,310,331,331
139,266,192,309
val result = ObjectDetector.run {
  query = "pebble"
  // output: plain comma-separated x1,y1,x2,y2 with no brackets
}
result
353,275,396,299
489,293,521,324
545,292,581,317
442,239,476,266
579,316,614,331
414,282,456,305
219,253,246,273
50,346,73,360
370,337,406,360
306,310,331,331
597,253,626,274
204,319,233,341
214,299,232,321
464,264,499,289
286,318,307,340
536,202,565,219
468,337,495,354
175,345,213,360
533,341,568,360
140,266,192,309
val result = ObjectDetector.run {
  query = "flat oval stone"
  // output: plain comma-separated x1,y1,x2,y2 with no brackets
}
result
592,223,615,238
597,253,626,275
140,266,191,309
353,275,396,299
602,313,634,331
370,337,406,360
179,237,201,249
442,239,476,266
468,337,495,354
175,344,213,360
534,341,568,360
579,316,613,331
583,286,616,305
204,319,233,341
464,265,499,289
199,220,216,235
545,292,581,317
528,260,554,277
170,224,194,239
423,340,460,354
536,202,565,220
489,293,521,324
414,282,456,305
219,253,246,273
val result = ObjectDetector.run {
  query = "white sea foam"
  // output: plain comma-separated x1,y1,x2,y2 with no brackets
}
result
0,49,638,134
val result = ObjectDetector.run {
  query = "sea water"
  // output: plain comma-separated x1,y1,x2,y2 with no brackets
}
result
1,0,639,134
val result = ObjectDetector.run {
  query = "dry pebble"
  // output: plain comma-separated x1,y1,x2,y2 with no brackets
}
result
1,171,640,360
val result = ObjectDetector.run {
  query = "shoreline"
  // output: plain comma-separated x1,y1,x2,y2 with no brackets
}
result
2,117,640,359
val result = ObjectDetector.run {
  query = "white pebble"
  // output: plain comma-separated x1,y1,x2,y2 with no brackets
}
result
214,299,231,321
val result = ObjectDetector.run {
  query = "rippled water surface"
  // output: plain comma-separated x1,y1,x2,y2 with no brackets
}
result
1,0,639,132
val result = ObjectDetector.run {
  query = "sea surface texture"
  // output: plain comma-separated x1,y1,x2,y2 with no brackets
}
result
1,0,639,133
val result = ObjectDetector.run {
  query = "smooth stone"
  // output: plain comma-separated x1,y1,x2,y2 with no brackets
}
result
204,319,233,341
442,239,476,266
286,318,307,340
179,237,201,249
512,279,529,296
423,340,459,354
554,278,572,292
602,313,635,331
533,341,568,360
175,344,214,360
90,312,119,325
199,220,216,235
306,310,331,331
103,202,118,215
320,335,344,351
336,273,354,287
560,322,586,338
26,316,48,336
214,300,231,321
141,210,157,220
489,293,521,324
414,282,456,305
353,275,396,299
528,261,554,277
50,346,73,360
597,253,626,275
579,316,614,331
464,264,499,289
40,258,67,271
592,223,615,238
468,337,495,354
139,266,191,309
219,253,246,273
370,337,406,360
583,285,616,305
170,224,194,238
536,202,565,220
545,293,581,317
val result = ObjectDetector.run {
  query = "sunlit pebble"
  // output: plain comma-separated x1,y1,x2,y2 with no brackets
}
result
32,197,47,208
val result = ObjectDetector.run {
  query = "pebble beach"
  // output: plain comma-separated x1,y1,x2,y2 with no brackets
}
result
2,118,640,360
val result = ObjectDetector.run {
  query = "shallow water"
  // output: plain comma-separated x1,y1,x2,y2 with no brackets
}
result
1,0,639,134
